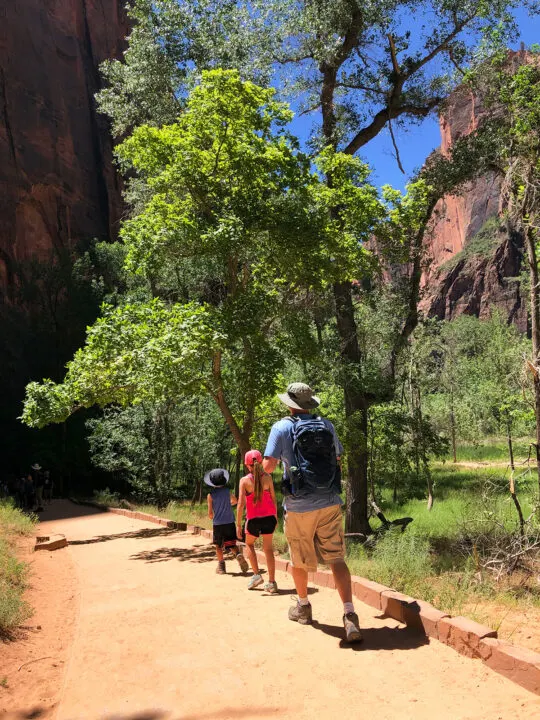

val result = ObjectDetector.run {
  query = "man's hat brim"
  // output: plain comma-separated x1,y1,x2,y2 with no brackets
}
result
277,392,320,411
203,469,230,487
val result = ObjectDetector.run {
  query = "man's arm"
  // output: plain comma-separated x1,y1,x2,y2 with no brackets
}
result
262,457,279,474
263,421,284,475
207,493,214,520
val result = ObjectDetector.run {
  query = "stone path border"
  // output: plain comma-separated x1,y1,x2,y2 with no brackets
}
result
35,532,68,551
69,499,540,695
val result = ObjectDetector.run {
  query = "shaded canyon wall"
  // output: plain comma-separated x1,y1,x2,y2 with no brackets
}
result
0,0,128,292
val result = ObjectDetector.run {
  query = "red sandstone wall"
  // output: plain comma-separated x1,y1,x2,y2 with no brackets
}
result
0,0,128,290
427,86,502,271
421,69,527,330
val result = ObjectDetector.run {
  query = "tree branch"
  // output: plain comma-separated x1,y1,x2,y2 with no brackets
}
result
319,7,364,144
341,14,476,155
387,34,400,76
388,115,406,174
211,351,247,452
343,98,441,155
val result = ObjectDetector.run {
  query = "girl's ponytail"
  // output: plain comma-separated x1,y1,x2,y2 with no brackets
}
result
244,449,264,504
253,460,264,504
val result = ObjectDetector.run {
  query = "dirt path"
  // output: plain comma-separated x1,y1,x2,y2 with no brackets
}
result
4,501,540,720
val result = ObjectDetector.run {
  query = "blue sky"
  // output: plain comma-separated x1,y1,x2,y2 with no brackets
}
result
287,8,540,192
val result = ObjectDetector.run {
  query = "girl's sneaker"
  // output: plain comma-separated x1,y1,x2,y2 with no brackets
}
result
236,553,249,573
216,561,226,574
264,581,278,595
248,574,264,590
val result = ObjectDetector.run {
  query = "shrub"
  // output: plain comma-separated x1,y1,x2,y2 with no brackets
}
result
0,508,35,635
347,529,434,598
92,487,121,507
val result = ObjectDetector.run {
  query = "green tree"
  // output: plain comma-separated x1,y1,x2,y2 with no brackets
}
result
97,0,534,532
87,397,231,505
446,50,540,492
21,71,383,464
414,314,531,461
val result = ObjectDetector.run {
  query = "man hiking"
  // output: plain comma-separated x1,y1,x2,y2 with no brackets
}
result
262,382,363,643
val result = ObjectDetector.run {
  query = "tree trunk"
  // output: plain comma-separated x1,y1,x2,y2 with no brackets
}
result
211,351,250,456
345,404,370,534
334,280,371,534
368,413,377,503
234,446,241,497
506,415,515,471
509,470,525,537
524,224,540,501
426,477,434,511
413,382,434,511
450,406,457,464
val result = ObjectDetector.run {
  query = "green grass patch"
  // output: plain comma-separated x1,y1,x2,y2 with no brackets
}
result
453,438,533,463
0,501,36,635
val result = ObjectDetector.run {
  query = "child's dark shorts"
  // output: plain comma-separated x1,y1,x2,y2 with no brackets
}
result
246,515,277,538
213,522,237,549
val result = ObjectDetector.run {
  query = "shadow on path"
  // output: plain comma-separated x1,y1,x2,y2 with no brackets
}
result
312,620,429,651
130,544,216,564
13,706,282,720
69,527,181,546
38,499,106,522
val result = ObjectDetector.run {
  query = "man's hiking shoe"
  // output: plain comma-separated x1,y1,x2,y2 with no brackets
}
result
236,553,249,573
288,601,312,625
343,612,363,643
248,574,264,590
264,581,278,595
216,561,226,574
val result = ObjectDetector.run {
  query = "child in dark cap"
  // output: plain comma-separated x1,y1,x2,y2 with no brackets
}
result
205,468,249,575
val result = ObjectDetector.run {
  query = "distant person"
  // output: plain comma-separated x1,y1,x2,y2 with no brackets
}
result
262,382,363,643
24,474,35,511
236,449,278,593
43,470,53,503
13,476,25,508
31,463,44,511
205,468,249,575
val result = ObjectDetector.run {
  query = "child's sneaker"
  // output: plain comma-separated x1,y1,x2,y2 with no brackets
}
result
216,561,226,574
236,553,249,573
248,574,264,590
264,581,278,595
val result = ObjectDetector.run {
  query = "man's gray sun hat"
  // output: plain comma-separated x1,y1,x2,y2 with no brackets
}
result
277,382,320,411
31,463,42,471
203,468,230,488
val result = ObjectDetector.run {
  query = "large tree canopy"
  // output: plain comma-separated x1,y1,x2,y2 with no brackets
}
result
22,70,391,457
99,0,535,148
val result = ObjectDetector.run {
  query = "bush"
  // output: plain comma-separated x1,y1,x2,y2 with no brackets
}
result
0,585,31,632
92,488,121,507
0,500,36,535
347,529,433,598
0,504,35,635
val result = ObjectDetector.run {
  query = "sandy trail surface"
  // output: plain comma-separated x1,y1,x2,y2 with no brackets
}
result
3,500,540,720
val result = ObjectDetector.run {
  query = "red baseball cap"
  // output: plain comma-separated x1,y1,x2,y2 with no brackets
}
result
244,449,262,466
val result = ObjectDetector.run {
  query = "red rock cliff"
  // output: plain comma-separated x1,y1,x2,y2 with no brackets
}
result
0,0,128,291
422,77,527,330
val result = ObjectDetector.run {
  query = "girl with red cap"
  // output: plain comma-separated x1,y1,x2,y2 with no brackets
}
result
236,449,278,593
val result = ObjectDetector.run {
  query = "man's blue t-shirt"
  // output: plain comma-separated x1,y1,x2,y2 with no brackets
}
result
264,413,343,513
